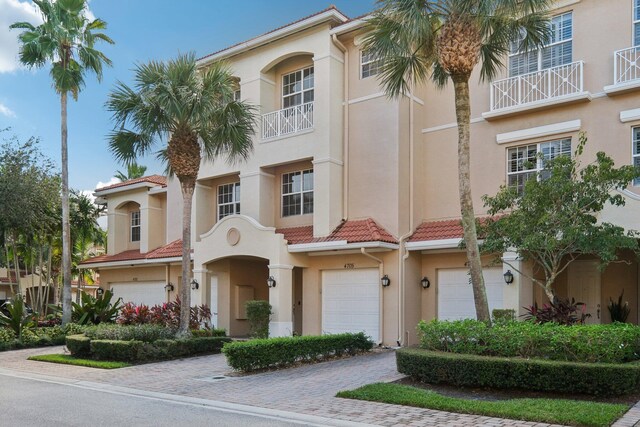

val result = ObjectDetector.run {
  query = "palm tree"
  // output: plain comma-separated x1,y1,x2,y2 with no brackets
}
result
10,0,114,325
106,53,256,335
364,0,551,322
114,162,147,182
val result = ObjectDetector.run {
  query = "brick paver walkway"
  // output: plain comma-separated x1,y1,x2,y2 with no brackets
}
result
0,346,632,426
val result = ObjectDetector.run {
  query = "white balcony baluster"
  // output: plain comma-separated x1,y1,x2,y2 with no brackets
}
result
490,61,584,111
262,102,314,140
614,46,640,85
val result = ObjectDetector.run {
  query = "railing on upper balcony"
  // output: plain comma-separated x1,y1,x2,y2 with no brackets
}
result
490,61,584,111
261,102,314,140
614,46,640,85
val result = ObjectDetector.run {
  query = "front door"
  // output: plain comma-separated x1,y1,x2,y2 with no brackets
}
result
210,276,218,328
568,261,601,324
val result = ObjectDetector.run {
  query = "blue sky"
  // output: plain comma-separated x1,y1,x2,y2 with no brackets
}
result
0,0,375,192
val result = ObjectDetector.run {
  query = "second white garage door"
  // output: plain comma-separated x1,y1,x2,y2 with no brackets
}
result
110,282,166,306
437,267,504,320
322,268,380,343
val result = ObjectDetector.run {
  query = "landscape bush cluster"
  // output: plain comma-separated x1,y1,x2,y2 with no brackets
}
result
397,348,640,396
418,319,640,363
117,299,211,330
0,323,85,351
223,332,374,372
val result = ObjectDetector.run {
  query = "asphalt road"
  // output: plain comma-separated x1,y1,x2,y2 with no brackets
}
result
0,375,309,427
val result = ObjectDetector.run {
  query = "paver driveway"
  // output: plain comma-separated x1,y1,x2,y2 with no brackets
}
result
0,346,621,426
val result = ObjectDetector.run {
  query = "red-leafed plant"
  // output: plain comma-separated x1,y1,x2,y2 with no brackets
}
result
117,299,211,330
523,297,591,325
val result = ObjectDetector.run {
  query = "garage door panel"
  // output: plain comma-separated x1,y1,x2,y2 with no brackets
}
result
437,268,504,321
322,269,380,343
110,282,166,306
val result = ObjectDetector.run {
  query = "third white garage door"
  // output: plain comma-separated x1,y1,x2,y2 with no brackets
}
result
322,268,380,343
437,267,504,320
110,282,166,306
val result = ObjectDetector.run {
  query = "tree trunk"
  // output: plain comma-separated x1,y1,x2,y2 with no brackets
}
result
452,75,491,323
61,90,72,325
177,181,195,336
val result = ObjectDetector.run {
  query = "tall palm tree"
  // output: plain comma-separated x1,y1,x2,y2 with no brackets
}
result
106,53,256,335
10,0,113,325
364,0,551,322
114,162,147,182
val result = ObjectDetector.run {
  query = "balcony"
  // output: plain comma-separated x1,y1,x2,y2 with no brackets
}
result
484,61,589,120
261,102,314,140
605,46,640,95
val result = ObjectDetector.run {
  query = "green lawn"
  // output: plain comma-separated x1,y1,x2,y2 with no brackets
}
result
28,354,131,369
336,383,629,427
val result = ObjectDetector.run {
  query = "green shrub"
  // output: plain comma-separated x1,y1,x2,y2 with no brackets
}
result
66,334,91,357
71,290,122,325
0,298,35,338
245,300,271,339
91,339,142,361
396,348,640,396
223,332,374,372
417,319,640,363
84,324,175,342
190,328,226,337
0,328,16,343
492,309,515,323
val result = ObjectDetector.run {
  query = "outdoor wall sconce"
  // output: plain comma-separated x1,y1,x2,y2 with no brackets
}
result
503,270,514,285
381,275,391,287
190,279,199,290
96,287,104,296
164,283,174,292
421,277,430,289
267,276,277,288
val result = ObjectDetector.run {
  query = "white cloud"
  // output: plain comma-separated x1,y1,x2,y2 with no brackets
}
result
95,177,121,189
0,0,96,74
0,102,16,118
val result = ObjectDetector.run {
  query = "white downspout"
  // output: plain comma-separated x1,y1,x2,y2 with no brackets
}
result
398,84,415,346
361,247,384,345
332,34,349,220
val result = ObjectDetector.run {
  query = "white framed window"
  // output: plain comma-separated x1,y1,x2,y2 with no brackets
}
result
509,12,573,77
282,66,314,108
507,138,571,193
282,169,313,217
233,89,241,101
361,49,382,79
633,127,640,186
131,211,141,242
218,182,240,220
634,0,640,46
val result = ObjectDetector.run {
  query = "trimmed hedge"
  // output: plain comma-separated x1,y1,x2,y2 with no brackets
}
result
223,332,374,372
70,335,231,362
0,324,86,352
84,324,175,342
397,348,640,396
418,319,640,363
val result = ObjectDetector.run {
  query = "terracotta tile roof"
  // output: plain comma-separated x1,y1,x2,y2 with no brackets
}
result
80,240,184,266
96,175,167,192
197,6,348,62
277,218,397,245
408,217,497,242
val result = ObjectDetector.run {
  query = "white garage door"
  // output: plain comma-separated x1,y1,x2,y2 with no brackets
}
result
322,268,380,343
110,282,166,306
437,268,504,320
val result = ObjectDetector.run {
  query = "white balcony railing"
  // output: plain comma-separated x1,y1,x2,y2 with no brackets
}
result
614,46,640,85
261,102,314,140
490,61,584,111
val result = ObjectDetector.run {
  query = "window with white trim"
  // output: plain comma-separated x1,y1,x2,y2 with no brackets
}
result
282,169,313,217
507,138,571,193
509,12,573,77
233,89,241,102
131,211,141,242
361,49,382,78
218,182,240,220
635,0,640,46
633,127,640,186
282,67,314,108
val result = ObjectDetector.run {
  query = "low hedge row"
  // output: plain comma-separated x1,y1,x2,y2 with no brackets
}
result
397,348,640,396
67,334,232,362
0,324,86,352
223,332,374,372
418,319,640,363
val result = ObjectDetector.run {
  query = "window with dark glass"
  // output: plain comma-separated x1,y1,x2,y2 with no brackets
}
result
282,169,313,217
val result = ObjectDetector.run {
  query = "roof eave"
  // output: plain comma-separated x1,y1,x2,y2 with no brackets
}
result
94,182,163,197
79,255,188,269
288,240,398,253
329,16,370,36
196,9,349,66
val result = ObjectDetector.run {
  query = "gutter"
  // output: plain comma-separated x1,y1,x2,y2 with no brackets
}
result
288,241,398,253
78,255,186,270
406,238,484,251
360,248,384,346
331,33,350,220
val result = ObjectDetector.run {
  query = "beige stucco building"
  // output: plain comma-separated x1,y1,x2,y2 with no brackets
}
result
81,1,640,345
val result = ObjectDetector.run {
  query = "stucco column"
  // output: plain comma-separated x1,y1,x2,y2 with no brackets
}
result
239,171,274,227
268,264,294,337
502,251,533,317
192,268,208,307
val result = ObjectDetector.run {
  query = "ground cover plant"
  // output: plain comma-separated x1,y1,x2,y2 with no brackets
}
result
28,354,130,369
0,321,85,352
337,383,629,427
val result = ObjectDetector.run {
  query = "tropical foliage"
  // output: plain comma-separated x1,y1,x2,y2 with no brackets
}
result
114,162,147,181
